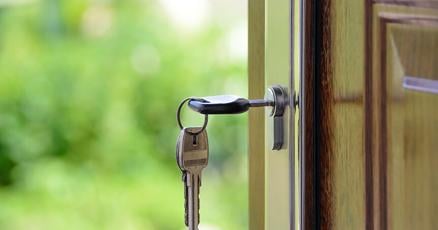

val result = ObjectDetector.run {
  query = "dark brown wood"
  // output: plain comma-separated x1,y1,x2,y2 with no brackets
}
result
303,0,334,229
315,0,334,229
365,1,375,229
304,0,369,228
378,16,389,230
302,0,316,229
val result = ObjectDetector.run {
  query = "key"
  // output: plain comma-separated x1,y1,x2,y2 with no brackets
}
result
176,133,189,226
188,95,273,114
176,128,208,230
182,172,189,226
186,85,290,150
176,127,209,230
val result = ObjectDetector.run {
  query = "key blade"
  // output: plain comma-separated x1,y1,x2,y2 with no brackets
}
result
187,172,201,230
183,172,189,227
178,127,208,230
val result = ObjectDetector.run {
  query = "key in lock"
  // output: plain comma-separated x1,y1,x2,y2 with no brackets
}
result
187,85,293,150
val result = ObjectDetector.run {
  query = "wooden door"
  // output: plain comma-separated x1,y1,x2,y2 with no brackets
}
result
300,1,438,229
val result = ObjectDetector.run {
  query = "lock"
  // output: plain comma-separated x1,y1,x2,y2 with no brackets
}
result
186,85,291,150
265,85,288,150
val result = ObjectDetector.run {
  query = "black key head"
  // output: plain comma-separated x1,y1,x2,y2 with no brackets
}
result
188,95,250,114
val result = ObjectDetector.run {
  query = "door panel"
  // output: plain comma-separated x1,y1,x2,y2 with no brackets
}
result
372,4,438,229
251,0,438,229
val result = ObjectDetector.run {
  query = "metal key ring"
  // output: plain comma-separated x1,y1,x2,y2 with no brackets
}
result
177,97,208,135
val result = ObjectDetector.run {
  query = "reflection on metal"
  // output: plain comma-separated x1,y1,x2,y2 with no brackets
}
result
403,76,438,94
266,85,289,150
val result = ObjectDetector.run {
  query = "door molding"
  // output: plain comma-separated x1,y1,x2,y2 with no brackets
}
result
248,0,266,229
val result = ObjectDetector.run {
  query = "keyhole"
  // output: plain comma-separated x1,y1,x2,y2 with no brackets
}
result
192,135,198,146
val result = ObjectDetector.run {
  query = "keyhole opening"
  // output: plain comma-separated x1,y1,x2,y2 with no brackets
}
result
192,135,198,146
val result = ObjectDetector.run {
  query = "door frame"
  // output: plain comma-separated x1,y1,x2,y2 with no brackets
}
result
248,0,297,229
248,0,266,228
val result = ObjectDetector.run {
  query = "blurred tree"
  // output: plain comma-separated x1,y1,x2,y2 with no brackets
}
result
0,0,247,229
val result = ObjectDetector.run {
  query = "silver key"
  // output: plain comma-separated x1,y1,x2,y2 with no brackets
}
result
176,127,209,230
176,133,189,226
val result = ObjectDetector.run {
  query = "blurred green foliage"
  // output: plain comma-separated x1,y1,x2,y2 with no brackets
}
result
0,0,247,229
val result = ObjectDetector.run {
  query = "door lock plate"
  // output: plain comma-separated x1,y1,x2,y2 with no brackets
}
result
266,85,289,150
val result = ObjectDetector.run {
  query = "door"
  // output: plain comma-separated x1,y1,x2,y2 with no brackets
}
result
249,0,438,229
300,1,438,229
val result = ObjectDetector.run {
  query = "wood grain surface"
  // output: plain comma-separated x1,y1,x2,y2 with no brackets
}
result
304,1,438,230
303,0,367,229
371,4,438,229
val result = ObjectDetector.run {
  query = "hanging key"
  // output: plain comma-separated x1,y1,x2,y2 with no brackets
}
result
176,127,209,230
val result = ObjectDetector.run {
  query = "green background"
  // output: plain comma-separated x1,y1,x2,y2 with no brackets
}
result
0,0,248,229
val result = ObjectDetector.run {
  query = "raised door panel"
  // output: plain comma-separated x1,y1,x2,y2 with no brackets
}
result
371,4,438,229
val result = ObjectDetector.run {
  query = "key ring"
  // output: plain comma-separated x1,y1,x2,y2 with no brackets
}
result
177,97,208,135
